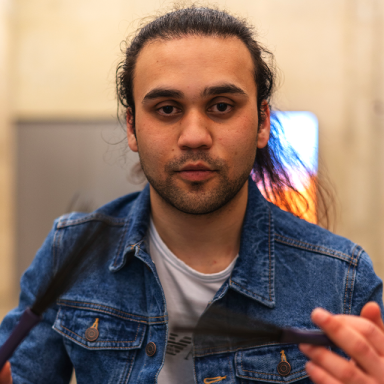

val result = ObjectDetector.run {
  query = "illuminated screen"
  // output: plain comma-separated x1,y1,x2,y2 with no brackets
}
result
260,111,319,223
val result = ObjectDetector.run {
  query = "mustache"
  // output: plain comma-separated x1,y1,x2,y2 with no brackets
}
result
165,152,226,172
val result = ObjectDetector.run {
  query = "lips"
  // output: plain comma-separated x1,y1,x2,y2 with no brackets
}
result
179,163,213,172
177,163,215,182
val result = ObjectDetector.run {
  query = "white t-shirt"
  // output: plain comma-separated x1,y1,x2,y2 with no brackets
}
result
148,219,238,384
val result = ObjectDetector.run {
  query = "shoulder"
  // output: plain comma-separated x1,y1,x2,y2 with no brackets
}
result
56,189,145,229
269,203,383,314
34,186,150,274
270,202,362,264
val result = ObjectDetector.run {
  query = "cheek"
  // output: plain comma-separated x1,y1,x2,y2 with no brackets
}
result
135,122,175,169
219,120,258,162
137,134,167,165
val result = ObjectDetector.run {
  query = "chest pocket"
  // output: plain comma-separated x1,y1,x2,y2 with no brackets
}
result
53,303,146,384
235,344,310,383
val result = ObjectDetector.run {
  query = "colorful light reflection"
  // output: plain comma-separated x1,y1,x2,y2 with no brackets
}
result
261,111,319,223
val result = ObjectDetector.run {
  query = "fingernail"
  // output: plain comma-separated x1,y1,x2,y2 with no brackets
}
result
312,308,330,323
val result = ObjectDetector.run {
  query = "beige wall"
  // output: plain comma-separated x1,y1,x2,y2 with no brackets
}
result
0,0,16,316
1,0,383,314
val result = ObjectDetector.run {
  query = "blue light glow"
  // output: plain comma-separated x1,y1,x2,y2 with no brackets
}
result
272,111,318,174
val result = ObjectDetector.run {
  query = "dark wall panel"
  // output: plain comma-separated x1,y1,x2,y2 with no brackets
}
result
16,121,146,282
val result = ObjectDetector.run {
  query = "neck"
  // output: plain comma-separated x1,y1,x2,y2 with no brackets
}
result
150,180,248,274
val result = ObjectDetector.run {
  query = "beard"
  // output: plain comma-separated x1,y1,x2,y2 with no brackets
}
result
138,151,253,215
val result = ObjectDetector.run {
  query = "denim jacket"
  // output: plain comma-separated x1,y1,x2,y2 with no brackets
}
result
1,180,383,384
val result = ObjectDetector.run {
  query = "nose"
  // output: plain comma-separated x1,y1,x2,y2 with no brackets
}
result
177,109,213,150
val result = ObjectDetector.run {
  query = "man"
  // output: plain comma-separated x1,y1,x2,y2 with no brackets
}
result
1,6,384,384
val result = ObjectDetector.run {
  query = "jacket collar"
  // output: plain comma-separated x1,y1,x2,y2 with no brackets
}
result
110,178,275,308
229,180,275,308
109,184,152,271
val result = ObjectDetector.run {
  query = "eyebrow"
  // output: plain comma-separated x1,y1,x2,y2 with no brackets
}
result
201,83,247,97
142,83,247,104
142,88,184,103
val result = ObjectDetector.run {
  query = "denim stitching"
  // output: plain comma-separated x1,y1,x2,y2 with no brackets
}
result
241,367,307,376
275,234,352,259
139,326,152,378
52,227,60,273
54,328,141,350
276,234,353,261
346,246,361,315
195,340,279,352
123,349,137,384
57,300,166,321
349,247,362,313
229,280,270,302
275,234,355,264
343,244,358,314
155,316,168,382
236,373,309,383
60,321,142,344
57,304,163,324
113,221,131,267
343,251,353,314
118,351,130,384
57,214,125,228
57,214,70,227
194,341,286,355
239,349,307,377
53,226,65,274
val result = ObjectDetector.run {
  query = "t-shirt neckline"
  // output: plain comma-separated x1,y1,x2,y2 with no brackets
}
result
149,218,238,283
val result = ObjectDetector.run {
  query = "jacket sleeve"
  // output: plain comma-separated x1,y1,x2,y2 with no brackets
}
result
350,250,384,317
0,219,73,384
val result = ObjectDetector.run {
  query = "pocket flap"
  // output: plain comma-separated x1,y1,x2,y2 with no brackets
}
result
236,344,309,383
53,305,146,350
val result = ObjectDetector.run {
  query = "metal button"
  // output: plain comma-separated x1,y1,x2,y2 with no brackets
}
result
85,318,100,342
145,341,156,356
85,327,99,342
277,361,291,376
277,350,291,376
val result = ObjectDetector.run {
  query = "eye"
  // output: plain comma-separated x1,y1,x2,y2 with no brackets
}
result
161,106,174,114
217,103,229,112
157,105,181,116
208,102,233,114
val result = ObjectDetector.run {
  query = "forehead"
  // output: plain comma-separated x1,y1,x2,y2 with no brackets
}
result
133,35,256,100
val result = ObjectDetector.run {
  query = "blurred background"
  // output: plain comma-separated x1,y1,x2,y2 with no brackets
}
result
1,0,384,324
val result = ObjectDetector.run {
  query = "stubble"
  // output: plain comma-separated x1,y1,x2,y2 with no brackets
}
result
139,151,252,215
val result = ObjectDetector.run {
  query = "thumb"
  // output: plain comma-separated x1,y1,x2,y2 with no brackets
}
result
0,361,12,384
360,301,384,332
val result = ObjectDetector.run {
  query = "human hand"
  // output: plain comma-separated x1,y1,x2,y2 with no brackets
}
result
0,362,12,384
299,302,384,383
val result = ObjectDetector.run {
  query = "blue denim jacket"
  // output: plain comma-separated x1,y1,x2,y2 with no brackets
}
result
1,180,383,384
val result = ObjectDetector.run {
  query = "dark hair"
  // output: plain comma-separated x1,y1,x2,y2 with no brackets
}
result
116,6,334,228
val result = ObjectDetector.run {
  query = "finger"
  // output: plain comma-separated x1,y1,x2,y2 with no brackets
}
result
311,308,384,377
360,302,384,332
331,313,384,356
305,361,343,384
300,344,369,384
0,362,12,384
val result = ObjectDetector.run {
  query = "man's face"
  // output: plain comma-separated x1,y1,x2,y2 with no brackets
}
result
127,35,270,215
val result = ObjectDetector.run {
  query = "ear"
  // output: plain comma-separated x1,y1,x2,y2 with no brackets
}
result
126,108,138,152
257,101,271,149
